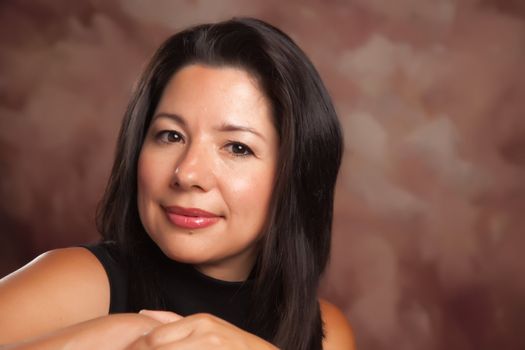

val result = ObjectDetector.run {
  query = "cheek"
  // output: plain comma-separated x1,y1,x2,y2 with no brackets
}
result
137,152,166,213
136,155,152,222
137,151,172,235
224,164,275,219
137,150,171,195
137,155,152,199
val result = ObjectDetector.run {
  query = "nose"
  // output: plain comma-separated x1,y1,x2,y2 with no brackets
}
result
171,141,214,192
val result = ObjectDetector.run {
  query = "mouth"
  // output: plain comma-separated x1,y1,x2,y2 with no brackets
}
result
163,205,221,229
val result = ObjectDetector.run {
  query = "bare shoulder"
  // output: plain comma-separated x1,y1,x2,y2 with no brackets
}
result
320,298,356,350
0,247,110,344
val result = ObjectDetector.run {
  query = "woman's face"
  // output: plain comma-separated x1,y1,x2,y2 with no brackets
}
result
137,64,278,281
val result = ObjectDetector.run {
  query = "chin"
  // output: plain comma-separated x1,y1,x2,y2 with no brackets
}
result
155,239,216,265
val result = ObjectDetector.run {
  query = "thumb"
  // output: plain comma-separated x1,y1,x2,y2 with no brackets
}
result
139,309,183,323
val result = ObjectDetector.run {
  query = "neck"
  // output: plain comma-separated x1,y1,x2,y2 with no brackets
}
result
194,251,257,282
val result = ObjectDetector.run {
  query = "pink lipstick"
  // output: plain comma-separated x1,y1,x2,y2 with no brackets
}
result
164,206,221,229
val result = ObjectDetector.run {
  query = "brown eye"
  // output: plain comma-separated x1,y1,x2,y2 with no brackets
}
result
157,130,184,144
226,142,254,157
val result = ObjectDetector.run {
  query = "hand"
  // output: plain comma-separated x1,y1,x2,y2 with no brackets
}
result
126,310,278,350
2,314,163,350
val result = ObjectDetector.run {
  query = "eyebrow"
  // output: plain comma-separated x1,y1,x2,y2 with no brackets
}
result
153,112,265,141
215,123,266,141
153,113,187,127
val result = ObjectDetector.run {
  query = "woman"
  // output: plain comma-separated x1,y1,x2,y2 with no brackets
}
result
0,18,354,349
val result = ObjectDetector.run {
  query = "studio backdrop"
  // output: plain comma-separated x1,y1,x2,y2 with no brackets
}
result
1,1,524,349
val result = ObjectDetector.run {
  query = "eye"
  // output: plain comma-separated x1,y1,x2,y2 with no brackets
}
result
225,142,254,157
156,130,185,144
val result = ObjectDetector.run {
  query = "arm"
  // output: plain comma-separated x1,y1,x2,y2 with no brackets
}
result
124,311,278,350
320,299,356,350
2,313,160,350
0,247,110,345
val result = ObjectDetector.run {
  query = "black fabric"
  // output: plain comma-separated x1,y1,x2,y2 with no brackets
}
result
80,243,128,313
81,243,257,335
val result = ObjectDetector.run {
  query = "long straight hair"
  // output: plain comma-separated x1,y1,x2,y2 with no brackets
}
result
97,17,343,350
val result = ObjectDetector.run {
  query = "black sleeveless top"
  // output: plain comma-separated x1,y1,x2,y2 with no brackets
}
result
82,243,260,337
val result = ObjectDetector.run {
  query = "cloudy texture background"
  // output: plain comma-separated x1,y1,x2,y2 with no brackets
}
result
1,1,524,349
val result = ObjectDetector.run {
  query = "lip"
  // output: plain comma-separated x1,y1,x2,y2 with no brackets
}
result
163,206,221,229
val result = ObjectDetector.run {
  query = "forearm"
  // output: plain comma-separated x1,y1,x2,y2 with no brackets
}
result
1,314,160,350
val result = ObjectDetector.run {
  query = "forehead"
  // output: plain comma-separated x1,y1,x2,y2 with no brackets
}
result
154,64,272,126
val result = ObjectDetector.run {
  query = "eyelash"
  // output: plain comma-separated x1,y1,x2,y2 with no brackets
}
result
156,130,185,144
225,141,254,157
155,131,254,158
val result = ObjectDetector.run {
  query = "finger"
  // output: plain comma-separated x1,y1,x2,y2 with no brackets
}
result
154,335,218,350
135,313,221,347
134,317,195,347
139,310,183,323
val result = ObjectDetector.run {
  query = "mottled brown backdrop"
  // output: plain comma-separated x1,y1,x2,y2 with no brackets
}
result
1,1,524,349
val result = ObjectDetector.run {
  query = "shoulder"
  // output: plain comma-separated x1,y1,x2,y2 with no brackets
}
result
0,247,110,344
319,298,356,350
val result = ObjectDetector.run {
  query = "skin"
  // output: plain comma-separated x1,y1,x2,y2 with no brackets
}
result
137,64,278,281
0,65,355,349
